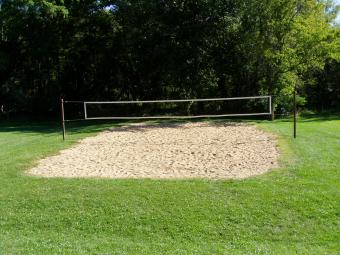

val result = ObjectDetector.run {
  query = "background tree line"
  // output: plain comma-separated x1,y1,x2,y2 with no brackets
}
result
0,0,339,117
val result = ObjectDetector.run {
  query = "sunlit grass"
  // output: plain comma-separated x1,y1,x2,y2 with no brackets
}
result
0,115,339,254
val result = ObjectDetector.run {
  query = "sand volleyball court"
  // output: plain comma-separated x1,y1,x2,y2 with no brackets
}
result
28,122,279,179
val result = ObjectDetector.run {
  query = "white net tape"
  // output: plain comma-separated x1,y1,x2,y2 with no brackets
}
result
78,96,272,120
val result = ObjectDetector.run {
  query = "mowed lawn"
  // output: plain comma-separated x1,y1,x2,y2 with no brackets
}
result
0,116,339,254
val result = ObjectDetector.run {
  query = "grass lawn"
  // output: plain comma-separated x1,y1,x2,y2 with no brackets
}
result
0,116,339,254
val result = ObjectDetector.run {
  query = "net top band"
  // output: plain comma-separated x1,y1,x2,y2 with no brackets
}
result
71,96,271,104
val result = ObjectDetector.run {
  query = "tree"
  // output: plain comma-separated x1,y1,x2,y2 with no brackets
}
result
0,0,339,116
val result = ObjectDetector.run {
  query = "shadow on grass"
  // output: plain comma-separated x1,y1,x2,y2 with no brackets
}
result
298,113,340,122
0,116,269,135
0,120,120,135
264,113,340,123
3,113,337,136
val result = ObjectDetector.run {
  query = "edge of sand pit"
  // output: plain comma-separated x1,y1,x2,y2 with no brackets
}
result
26,121,281,180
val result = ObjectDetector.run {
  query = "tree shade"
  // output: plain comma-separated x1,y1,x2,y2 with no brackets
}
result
0,0,339,116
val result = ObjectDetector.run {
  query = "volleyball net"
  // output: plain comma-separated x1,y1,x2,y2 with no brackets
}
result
60,96,272,139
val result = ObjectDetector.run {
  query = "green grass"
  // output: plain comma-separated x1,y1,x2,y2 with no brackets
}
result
0,116,339,254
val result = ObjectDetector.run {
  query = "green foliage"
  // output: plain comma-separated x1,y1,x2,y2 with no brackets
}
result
236,0,339,111
305,59,340,110
0,0,339,114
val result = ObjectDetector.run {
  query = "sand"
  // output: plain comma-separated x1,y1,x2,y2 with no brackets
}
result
28,122,279,179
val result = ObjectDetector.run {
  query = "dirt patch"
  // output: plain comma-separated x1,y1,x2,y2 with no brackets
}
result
28,122,279,179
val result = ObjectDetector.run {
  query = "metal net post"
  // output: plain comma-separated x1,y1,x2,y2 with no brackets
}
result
61,98,66,140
